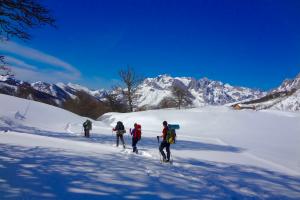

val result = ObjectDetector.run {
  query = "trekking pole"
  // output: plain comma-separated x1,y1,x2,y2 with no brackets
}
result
170,151,173,164
129,128,133,151
157,136,162,162
111,129,114,146
23,101,31,118
127,129,130,147
122,131,126,148
138,132,142,153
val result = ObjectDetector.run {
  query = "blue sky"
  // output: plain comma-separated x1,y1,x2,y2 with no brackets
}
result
0,0,299,90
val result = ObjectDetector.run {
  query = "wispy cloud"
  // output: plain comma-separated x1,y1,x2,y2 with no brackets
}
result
4,56,37,70
6,65,71,83
0,41,81,81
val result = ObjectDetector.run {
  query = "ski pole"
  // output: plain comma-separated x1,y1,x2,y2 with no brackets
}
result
127,129,130,146
170,151,173,164
122,131,126,148
111,129,114,146
157,136,162,162
23,101,31,118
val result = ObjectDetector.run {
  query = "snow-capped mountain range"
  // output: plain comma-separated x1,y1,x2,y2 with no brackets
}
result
135,75,265,108
273,73,300,93
271,73,300,111
1,73,300,112
0,74,265,108
238,73,300,111
31,81,107,101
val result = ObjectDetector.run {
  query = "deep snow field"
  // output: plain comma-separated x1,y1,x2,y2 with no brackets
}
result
0,93,300,199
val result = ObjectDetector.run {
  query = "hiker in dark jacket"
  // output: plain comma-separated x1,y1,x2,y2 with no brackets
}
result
112,121,126,148
130,123,141,153
159,121,170,162
83,119,92,138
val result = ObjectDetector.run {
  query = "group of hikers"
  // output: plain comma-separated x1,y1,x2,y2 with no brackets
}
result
83,119,178,163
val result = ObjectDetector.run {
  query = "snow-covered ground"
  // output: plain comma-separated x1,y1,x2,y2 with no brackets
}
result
0,93,300,199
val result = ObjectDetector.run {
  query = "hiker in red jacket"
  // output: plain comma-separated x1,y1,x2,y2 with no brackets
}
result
130,123,141,153
159,121,170,162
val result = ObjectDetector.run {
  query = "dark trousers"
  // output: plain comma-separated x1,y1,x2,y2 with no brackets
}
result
84,129,90,137
116,133,125,148
132,137,139,152
159,141,170,160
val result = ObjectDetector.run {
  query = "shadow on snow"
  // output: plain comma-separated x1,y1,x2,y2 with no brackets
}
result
0,144,299,200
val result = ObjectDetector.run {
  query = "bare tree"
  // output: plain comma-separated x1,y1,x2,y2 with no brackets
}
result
63,91,110,120
0,65,14,77
0,55,4,66
0,0,56,65
118,66,141,112
105,87,127,112
171,85,191,109
159,96,177,109
0,0,56,41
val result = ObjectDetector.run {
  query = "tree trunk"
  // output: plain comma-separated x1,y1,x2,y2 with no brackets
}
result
128,87,133,112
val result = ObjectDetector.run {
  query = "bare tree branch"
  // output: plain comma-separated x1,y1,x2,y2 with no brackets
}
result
105,86,127,112
0,64,14,77
171,85,192,109
118,65,142,112
0,55,4,67
0,0,56,41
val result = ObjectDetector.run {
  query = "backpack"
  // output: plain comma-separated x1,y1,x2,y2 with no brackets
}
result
87,120,92,130
83,120,92,130
135,124,142,140
167,124,180,144
116,121,126,134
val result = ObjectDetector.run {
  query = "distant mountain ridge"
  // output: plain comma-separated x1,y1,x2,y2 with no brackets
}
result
273,73,300,92
1,73,299,113
135,74,265,108
237,73,300,112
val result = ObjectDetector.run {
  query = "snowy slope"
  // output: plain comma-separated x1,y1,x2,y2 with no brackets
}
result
100,107,300,175
1,94,300,199
272,89,300,111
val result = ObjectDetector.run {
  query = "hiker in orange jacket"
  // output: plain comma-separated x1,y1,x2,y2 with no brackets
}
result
159,121,170,162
